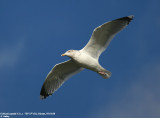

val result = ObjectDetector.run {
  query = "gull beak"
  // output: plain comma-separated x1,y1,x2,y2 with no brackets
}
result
61,54,65,56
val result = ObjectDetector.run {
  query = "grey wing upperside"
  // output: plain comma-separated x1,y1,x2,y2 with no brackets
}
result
81,15,134,59
40,59,84,99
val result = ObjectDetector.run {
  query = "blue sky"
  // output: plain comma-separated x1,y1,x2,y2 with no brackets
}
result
0,0,160,118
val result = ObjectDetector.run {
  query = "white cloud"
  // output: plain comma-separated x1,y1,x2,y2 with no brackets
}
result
0,40,25,69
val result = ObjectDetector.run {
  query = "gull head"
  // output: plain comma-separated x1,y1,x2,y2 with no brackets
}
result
61,50,79,58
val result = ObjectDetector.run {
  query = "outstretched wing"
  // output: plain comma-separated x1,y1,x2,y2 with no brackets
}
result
40,59,83,99
81,15,134,59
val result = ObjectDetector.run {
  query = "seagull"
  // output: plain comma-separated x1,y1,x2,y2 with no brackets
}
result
40,15,134,99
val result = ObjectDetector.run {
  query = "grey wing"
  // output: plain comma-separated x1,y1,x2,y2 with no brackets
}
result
81,15,134,59
40,59,84,99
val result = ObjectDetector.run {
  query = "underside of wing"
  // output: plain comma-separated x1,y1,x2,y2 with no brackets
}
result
40,59,83,99
82,15,134,59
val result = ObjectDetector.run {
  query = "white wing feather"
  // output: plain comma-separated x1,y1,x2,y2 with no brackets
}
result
81,15,134,59
40,59,83,99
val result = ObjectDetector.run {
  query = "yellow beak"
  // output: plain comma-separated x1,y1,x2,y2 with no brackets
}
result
61,54,65,56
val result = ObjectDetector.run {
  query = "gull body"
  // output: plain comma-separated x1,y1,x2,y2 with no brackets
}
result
40,15,134,99
62,50,110,78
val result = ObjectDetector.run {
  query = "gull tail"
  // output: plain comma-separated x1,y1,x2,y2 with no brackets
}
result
98,69,112,79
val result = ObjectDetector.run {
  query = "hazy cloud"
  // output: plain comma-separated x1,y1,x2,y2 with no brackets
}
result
0,40,25,69
88,61,160,118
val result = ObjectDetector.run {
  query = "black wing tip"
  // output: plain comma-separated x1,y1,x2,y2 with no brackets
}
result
126,15,134,22
40,92,52,100
116,15,134,24
40,94,51,100
40,86,52,100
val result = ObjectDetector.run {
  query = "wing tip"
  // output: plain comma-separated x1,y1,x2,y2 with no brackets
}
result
117,15,134,24
40,95,45,100
128,15,134,19
40,86,53,100
40,93,52,100
40,91,47,100
127,15,134,21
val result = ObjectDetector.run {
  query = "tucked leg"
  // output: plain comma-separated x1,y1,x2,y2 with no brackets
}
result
98,70,112,79
98,71,106,75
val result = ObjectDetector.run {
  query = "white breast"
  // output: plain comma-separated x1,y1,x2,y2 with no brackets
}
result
73,51,100,72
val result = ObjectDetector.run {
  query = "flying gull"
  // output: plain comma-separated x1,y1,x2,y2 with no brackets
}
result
40,15,134,99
